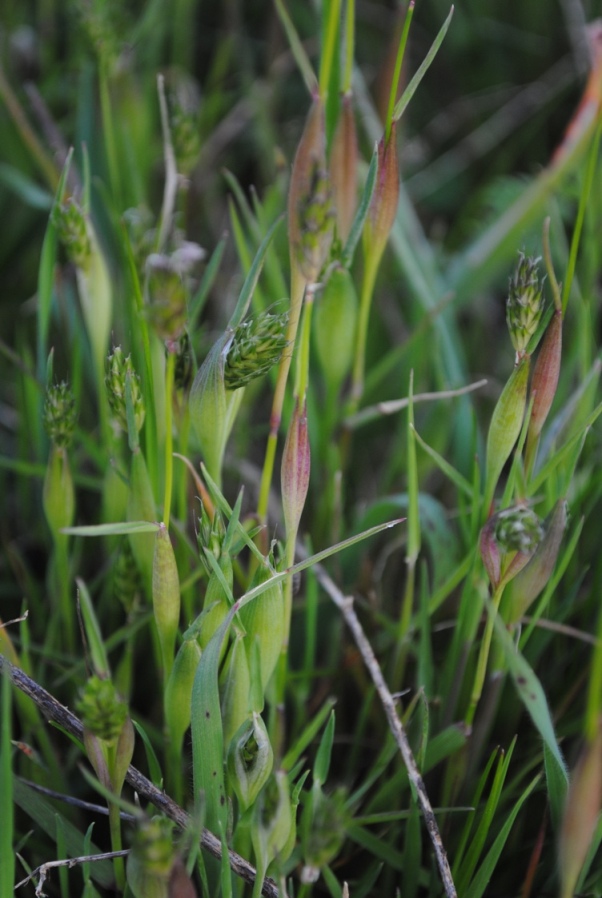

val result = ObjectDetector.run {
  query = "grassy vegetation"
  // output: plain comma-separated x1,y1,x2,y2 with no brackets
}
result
1,1,602,897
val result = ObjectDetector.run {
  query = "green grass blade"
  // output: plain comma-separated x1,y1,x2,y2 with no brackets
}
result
191,609,236,838
491,603,567,780
464,774,540,898
393,6,454,122
62,521,160,537
132,720,164,788
455,740,515,893
314,710,335,786
76,578,110,678
411,424,473,500
347,824,405,870
282,697,337,772
189,235,228,329
544,741,569,833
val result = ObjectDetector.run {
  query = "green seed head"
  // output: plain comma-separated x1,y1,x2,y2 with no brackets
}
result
506,253,545,358
197,505,226,576
224,310,289,391
113,539,143,613
126,816,175,898
77,675,128,744
493,505,544,555
502,499,567,622
43,382,77,448
106,347,146,434
52,197,92,270
145,256,188,343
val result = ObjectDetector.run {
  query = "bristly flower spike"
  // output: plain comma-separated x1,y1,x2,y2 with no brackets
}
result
506,252,545,362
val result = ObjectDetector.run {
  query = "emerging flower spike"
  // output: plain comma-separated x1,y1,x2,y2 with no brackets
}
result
506,252,545,359
502,499,567,622
480,503,543,589
106,347,146,434
52,197,92,269
224,310,290,391
493,504,544,554
43,382,77,449
126,816,175,898
77,675,128,744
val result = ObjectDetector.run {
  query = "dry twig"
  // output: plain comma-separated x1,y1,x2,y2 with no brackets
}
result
311,562,458,898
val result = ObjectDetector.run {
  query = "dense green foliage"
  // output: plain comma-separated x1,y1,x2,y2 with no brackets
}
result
1,2,602,897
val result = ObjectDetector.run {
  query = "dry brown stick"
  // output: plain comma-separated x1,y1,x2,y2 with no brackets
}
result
16,850,130,896
311,563,458,898
0,654,278,898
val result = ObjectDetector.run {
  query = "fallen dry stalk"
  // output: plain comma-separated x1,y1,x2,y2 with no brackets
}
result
311,561,458,898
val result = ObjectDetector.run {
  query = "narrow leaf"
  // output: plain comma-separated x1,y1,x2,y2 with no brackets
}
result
490,605,567,779
393,6,454,122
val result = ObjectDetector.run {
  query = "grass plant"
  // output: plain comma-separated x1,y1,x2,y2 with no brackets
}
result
1,2,602,897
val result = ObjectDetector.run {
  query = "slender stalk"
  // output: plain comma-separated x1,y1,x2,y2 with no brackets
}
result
342,0,355,94
163,350,175,529
318,0,341,100
465,582,505,728
108,796,126,889
385,1,414,141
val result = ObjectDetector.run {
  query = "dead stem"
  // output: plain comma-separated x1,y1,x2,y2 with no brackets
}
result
311,561,458,898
